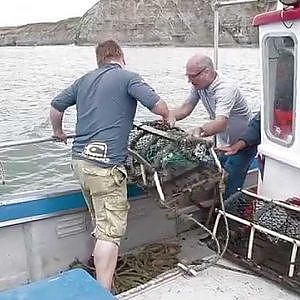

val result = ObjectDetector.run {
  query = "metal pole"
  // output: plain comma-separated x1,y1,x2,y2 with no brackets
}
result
289,244,298,277
218,210,300,246
0,121,149,149
217,0,258,7
213,1,219,70
242,189,300,213
213,0,258,70
0,135,75,149
247,226,255,259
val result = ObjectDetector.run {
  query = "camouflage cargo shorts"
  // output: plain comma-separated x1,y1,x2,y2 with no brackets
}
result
72,159,129,246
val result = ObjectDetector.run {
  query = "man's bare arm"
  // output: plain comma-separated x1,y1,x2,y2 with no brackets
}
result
172,100,196,121
150,99,170,120
50,106,67,142
201,115,228,137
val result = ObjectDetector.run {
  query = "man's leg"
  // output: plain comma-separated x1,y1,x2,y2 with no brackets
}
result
221,145,257,199
88,165,128,291
72,161,128,290
93,240,119,290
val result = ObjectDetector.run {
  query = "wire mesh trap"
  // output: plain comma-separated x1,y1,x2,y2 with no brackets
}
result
126,120,222,209
224,191,300,242
213,190,300,290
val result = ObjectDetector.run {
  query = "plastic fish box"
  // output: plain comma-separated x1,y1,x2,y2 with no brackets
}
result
0,269,115,300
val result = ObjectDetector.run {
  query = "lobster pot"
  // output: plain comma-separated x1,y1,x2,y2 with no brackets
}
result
218,190,300,281
126,121,222,210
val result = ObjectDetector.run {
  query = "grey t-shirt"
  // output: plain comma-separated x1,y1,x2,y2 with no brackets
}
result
187,74,252,146
51,63,159,167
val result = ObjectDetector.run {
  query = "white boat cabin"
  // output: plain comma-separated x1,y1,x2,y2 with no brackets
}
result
253,1,300,200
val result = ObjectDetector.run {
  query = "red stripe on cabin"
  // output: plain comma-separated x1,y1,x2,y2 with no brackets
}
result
253,6,300,26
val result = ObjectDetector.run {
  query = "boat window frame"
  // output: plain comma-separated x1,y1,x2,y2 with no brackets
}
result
262,32,298,147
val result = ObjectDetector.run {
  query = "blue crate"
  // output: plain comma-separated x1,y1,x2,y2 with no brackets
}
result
0,269,115,300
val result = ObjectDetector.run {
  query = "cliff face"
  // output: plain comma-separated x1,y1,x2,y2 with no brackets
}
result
0,18,80,46
0,0,276,47
76,0,276,46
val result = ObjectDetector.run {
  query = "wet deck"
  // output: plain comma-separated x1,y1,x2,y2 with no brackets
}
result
118,229,299,300
120,259,299,300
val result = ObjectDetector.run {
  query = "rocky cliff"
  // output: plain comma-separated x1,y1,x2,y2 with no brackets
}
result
0,17,80,46
0,0,276,47
76,0,276,46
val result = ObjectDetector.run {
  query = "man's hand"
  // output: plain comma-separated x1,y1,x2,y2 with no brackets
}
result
217,140,247,156
166,110,177,128
188,126,204,138
52,130,67,144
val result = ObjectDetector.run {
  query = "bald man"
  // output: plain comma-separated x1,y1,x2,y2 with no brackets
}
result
171,53,256,198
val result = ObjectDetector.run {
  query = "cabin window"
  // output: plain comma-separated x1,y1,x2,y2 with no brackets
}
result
264,36,296,145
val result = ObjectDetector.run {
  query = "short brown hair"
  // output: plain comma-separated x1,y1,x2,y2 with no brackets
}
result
95,40,124,67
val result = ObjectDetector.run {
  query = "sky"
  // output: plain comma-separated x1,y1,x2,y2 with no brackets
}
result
0,0,99,27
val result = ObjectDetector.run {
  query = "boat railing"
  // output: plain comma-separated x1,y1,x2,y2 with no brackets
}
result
213,189,300,278
213,0,259,69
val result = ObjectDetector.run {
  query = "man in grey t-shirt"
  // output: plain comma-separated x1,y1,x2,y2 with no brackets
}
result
50,40,170,291
170,53,256,198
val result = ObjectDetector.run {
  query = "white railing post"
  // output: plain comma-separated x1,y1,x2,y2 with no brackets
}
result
289,243,298,277
212,0,258,70
213,1,220,70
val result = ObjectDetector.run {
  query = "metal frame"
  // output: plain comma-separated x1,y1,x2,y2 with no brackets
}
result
0,135,75,149
213,0,259,69
243,189,300,212
213,189,300,278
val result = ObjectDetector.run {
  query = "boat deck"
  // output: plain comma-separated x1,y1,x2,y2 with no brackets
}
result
118,229,299,300
125,260,299,300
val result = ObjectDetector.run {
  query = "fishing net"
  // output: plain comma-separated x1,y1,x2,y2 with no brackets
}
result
126,120,219,188
126,120,222,210
224,191,300,242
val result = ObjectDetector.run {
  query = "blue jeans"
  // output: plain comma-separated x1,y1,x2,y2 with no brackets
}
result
218,145,257,199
